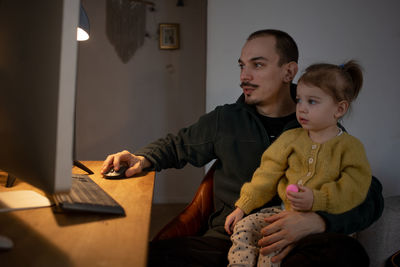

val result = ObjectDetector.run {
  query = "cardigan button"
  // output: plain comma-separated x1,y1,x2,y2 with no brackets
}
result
311,144,317,149
308,158,314,164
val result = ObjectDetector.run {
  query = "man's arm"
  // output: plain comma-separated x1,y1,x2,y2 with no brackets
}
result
102,108,220,176
135,109,219,171
258,176,384,263
317,176,384,234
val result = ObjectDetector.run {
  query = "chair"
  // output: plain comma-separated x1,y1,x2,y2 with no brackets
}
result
152,163,216,241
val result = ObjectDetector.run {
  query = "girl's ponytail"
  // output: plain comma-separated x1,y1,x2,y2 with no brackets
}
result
341,60,363,102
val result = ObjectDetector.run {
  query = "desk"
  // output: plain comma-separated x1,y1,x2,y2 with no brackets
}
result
0,161,155,267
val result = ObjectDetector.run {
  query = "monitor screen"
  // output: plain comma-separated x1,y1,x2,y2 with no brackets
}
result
0,0,80,193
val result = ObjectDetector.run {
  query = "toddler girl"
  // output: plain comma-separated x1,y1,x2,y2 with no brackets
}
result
225,60,372,267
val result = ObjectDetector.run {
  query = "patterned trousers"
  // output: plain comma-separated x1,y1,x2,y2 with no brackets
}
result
228,206,282,267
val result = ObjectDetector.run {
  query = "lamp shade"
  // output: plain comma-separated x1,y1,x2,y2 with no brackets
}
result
77,6,89,41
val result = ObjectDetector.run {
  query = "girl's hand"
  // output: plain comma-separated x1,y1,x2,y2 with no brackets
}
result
224,207,245,234
286,185,314,211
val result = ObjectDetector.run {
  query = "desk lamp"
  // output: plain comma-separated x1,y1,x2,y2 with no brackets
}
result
77,6,90,41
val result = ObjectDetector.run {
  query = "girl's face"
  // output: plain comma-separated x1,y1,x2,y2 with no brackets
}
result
296,82,347,140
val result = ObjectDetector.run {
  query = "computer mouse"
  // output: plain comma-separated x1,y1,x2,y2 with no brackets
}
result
103,165,128,179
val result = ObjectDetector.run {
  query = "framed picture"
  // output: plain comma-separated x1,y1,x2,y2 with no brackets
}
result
159,23,180,50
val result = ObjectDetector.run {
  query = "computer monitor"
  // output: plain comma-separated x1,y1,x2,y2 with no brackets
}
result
0,0,80,194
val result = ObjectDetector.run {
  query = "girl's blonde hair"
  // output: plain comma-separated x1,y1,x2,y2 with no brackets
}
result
298,60,363,104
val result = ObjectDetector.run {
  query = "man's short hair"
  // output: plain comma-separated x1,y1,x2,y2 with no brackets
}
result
247,29,299,65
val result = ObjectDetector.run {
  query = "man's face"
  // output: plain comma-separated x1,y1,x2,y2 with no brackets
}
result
239,36,288,108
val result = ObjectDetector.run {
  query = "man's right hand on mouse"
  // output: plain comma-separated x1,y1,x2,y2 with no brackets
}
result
101,150,150,177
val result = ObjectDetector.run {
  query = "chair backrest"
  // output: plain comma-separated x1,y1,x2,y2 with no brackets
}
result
152,162,217,241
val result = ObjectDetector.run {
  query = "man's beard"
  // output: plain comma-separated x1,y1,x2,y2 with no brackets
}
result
244,95,260,105
240,82,259,105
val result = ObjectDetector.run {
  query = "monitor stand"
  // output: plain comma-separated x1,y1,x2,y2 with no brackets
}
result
1,175,17,251
0,235,13,250
0,172,14,250
5,174,16,188
73,160,94,174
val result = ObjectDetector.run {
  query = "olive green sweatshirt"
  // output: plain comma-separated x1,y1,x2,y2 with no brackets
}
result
135,94,383,239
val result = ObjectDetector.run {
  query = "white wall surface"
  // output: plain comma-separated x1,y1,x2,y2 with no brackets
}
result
207,0,400,197
76,0,207,203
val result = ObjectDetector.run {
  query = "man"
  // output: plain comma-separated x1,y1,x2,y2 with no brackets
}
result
102,29,383,266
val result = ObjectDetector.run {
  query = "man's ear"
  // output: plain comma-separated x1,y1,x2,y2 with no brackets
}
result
283,61,298,83
335,100,349,119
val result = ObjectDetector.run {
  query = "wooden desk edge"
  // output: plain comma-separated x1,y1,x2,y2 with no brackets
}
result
0,161,155,267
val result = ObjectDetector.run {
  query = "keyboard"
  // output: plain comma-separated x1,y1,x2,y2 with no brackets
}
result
53,174,125,216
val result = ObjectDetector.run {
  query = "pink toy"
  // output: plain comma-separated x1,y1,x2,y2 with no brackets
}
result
286,184,299,193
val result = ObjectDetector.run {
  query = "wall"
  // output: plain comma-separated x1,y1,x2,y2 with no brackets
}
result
75,0,207,203
207,0,400,197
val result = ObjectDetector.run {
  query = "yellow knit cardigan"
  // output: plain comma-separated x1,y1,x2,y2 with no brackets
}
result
236,128,372,215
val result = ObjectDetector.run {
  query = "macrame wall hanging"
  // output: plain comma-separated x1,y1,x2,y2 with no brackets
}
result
106,0,148,63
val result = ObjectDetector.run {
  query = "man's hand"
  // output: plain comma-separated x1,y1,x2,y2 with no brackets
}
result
224,207,245,235
101,150,151,177
258,211,325,263
286,185,314,211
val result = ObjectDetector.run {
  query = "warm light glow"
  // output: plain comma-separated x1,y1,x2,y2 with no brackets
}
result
77,27,89,41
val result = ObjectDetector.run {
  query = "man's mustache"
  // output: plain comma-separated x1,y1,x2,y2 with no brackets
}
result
240,82,259,88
